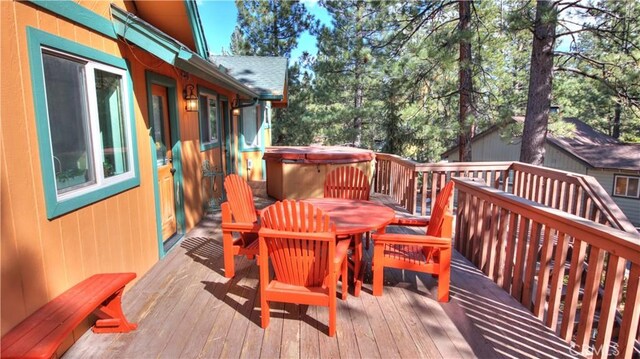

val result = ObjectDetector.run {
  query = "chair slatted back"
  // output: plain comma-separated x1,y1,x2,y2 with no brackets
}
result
324,166,370,200
426,181,455,237
224,174,258,224
261,200,335,287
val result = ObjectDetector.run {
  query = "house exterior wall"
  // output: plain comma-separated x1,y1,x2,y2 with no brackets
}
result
0,0,236,338
587,169,640,226
445,131,587,174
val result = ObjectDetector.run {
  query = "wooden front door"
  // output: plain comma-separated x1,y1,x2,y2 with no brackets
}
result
151,84,176,240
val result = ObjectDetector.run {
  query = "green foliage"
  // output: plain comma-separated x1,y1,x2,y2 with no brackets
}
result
231,0,316,57
229,0,640,164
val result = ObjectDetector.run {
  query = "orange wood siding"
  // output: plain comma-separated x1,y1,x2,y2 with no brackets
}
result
0,0,235,336
241,151,266,181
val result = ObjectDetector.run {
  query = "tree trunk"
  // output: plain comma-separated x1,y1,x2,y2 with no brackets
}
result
520,0,557,165
458,0,475,162
353,1,364,147
612,102,621,139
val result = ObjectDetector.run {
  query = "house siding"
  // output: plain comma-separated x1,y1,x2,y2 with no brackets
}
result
588,169,640,226
445,131,588,175
0,0,235,339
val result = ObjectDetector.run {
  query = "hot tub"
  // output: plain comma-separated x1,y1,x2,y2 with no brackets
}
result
263,146,375,200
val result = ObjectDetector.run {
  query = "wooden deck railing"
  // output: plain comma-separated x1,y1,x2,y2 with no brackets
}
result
374,153,512,216
453,177,640,358
373,154,636,233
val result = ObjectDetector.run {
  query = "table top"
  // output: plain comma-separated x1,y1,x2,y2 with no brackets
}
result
302,198,395,235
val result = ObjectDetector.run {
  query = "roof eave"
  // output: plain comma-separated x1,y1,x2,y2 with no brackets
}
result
111,5,257,98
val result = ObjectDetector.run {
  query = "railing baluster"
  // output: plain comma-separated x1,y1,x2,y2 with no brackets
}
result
480,200,492,274
618,263,640,359
546,231,569,331
511,216,529,301
503,211,518,293
594,254,625,358
560,239,587,342
533,225,554,320
575,246,606,354
486,202,500,278
522,221,542,310
494,208,509,286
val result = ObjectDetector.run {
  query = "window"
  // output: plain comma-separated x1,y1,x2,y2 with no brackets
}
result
199,90,219,150
241,105,260,148
613,175,640,199
28,28,138,218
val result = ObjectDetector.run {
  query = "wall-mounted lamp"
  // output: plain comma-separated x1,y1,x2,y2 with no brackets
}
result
183,84,198,112
232,108,240,116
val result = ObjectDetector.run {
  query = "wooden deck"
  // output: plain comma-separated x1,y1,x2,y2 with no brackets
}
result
65,195,579,359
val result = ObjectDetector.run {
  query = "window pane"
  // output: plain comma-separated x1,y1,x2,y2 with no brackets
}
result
614,177,627,196
95,69,128,178
208,98,217,142
152,95,167,165
199,95,210,143
43,52,95,194
242,106,258,147
627,178,639,197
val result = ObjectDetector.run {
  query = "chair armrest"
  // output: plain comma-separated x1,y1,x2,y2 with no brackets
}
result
372,233,450,247
222,222,260,233
389,217,430,227
259,228,336,242
334,238,351,265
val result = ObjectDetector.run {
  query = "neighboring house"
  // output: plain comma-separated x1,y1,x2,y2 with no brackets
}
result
442,117,640,226
210,56,288,181
0,0,285,341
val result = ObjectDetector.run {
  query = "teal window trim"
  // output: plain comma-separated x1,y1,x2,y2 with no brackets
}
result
145,71,185,259
239,104,262,153
185,0,209,58
198,86,221,151
27,0,117,39
27,27,139,219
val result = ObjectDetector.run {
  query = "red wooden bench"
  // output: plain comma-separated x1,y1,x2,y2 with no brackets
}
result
1,273,138,359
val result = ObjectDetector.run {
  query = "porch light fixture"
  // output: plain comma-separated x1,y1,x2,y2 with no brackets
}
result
183,84,198,112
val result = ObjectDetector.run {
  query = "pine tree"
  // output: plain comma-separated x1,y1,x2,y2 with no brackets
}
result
231,0,316,57
312,0,382,148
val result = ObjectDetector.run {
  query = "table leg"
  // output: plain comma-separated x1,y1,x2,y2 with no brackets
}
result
353,233,364,297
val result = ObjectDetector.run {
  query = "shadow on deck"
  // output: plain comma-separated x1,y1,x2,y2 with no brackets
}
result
65,194,579,358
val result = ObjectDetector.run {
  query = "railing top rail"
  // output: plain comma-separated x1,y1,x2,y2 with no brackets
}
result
453,177,640,264
375,153,512,172
509,161,638,233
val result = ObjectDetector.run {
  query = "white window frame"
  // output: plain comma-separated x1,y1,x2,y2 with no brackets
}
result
613,174,640,199
241,105,261,149
199,91,219,149
43,48,136,202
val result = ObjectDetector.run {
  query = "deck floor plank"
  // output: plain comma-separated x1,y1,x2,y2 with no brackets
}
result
64,194,579,359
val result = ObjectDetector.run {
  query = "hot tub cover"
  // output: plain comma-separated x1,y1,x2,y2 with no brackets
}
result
263,146,374,164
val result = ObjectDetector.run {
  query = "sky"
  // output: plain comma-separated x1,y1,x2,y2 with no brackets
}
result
197,0,332,61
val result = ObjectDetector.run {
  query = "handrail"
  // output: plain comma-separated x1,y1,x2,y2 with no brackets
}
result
373,153,637,236
453,177,640,358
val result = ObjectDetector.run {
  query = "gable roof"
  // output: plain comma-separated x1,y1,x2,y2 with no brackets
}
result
548,118,640,171
443,117,640,171
209,56,288,99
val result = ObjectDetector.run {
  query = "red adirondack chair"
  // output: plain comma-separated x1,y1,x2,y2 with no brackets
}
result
324,166,370,200
221,174,261,278
372,181,455,302
324,166,371,249
259,200,350,337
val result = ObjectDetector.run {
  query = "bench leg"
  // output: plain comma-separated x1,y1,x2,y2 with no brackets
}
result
92,287,138,333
